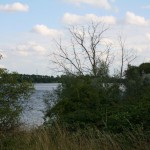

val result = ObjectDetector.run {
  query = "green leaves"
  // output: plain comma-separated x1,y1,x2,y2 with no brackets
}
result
45,76,121,131
0,68,33,131
45,63,150,133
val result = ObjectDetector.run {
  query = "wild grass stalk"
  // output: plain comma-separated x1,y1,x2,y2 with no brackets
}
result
0,125,150,150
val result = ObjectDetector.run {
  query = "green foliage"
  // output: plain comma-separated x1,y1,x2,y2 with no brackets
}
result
139,63,150,74
110,64,150,132
124,65,140,80
45,62,150,133
0,68,33,131
45,75,122,131
16,74,61,83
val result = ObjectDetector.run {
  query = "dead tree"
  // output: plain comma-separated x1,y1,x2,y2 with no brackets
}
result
51,22,113,77
118,36,137,78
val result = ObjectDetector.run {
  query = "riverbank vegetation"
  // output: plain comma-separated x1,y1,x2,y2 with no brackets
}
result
0,125,150,150
0,62,150,149
16,74,61,83
0,68,33,132
45,63,150,133
0,23,150,149
44,22,150,148
45,23,150,133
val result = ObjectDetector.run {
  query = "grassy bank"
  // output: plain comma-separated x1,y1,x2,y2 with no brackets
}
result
1,126,150,150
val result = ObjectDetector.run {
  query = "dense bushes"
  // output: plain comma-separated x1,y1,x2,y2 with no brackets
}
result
0,68,33,131
45,63,150,133
45,75,120,131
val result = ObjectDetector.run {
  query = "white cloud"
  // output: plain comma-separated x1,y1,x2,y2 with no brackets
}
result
16,42,47,56
0,64,5,68
0,2,29,12
32,45,47,55
63,13,117,25
85,14,116,24
146,33,150,40
64,0,111,9
16,44,30,56
145,58,150,62
126,11,149,26
101,38,114,45
18,50,29,56
32,24,63,37
63,13,82,25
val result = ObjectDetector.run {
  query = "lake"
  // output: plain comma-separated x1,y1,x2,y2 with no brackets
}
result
21,83,59,128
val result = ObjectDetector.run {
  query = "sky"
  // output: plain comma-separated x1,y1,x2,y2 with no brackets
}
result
0,0,150,75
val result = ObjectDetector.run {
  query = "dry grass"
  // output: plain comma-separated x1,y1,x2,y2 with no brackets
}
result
0,126,150,150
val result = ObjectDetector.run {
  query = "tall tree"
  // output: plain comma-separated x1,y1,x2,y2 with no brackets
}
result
118,36,136,78
51,22,113,77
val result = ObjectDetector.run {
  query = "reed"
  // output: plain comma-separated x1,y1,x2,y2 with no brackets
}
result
0,126,150,150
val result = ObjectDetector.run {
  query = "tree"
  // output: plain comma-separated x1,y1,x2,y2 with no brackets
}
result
118,36,137,78
139,63,150,74
51,22,113,77
0,67,33,131
45,23,123,131
44,75,121,131
46,23,150,133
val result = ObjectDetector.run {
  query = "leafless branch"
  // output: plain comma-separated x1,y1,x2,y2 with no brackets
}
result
118,36,137,78
50,22,112,77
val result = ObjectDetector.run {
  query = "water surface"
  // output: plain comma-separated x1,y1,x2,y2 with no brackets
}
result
21,83,59,127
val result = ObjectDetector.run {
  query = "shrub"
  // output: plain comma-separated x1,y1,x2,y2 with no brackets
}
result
45,75,121,131
0,68,33,131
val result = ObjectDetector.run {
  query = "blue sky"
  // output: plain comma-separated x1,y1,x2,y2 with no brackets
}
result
0,0,150,75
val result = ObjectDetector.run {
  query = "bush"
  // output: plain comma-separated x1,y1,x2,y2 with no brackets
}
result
45,63,150,133
45,75,122,131
0,68,33,131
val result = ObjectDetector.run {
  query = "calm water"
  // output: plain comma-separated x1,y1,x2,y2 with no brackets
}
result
21,83,59,127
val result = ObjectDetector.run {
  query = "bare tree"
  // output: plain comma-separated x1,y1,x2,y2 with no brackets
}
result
51,22,113,77
118,36,137,78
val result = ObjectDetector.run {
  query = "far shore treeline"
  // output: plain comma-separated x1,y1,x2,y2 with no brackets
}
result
11,73,125,83
9,61,150,83
14,74,61,83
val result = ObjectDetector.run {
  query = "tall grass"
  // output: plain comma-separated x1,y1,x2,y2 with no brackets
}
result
0,125,150,150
